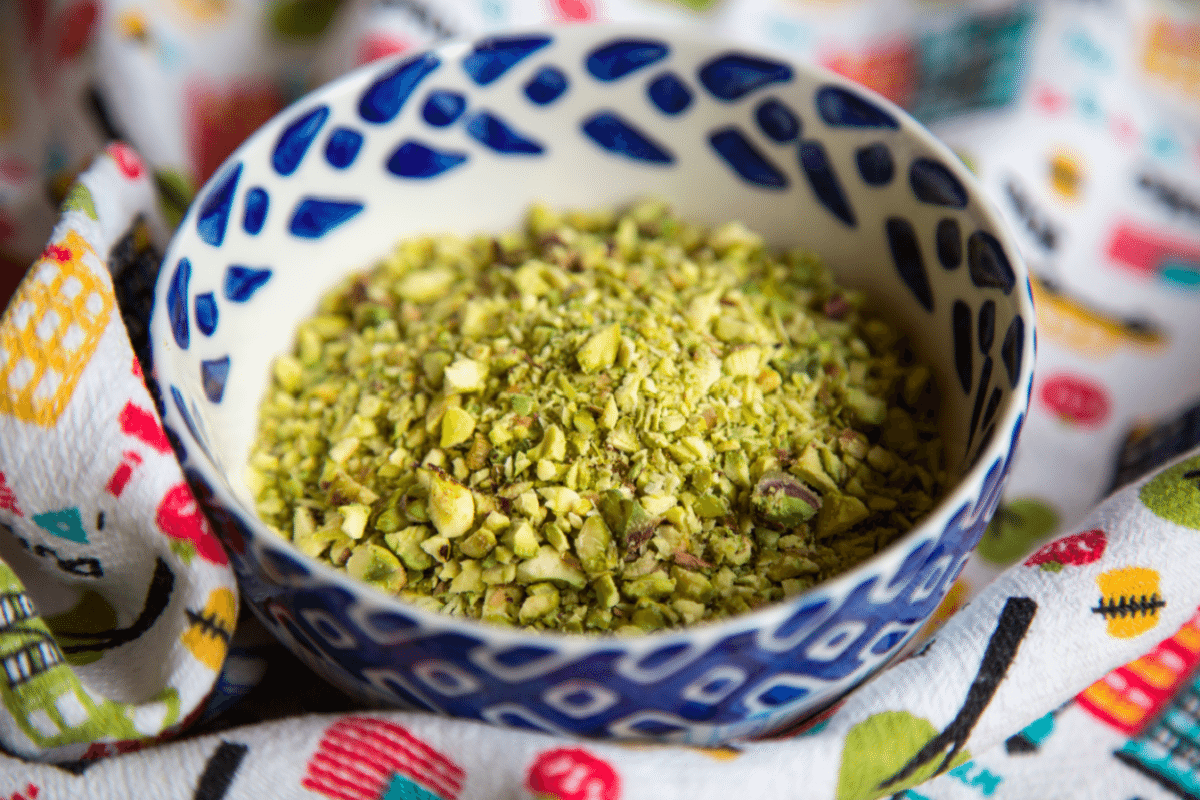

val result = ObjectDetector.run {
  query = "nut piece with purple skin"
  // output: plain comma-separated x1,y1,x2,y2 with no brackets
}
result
752,471,822,527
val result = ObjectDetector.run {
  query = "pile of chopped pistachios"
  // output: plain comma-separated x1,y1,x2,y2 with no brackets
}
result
249,200,946,635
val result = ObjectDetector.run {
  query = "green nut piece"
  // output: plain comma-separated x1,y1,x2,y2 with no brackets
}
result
751,471,822,527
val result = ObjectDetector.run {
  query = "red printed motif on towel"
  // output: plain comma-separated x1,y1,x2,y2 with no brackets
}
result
527,748,621,800
301,716,465,800
155,482,227,565
0,471,22,516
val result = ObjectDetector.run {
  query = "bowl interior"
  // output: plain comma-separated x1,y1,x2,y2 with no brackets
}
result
152,24,1033,608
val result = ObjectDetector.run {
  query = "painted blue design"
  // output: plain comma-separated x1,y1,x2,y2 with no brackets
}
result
953,301,972,393
885,217,933,311
1001,315,1024,389
422,91,467,126
462,35,552,85
524,66,568,105
359,53,441,124
698,53,792,101
936,218,961,269
167,257,191,350
224,266,272,302
581,112,673,164
815,86,898,129
196,162,242,247
647,72,693,115
799,141,855,226
967,231,1016,292
978,300,995,353
263,547,311,579
272,105,330,176
586,39,669,81
242,187,269,235
32,508,88,544
709,128,788,189
910,158,968,208
288,198,364,239
464,111,544,155
982,386,1002,434
171,385,206,459
386,141,468,178
195,292,218,336
755,98,799,143
854,143,893,185
324,127,364,168
201,356,231,403
966,356,993,452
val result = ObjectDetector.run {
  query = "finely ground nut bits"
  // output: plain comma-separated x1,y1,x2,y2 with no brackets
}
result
249,201,947,634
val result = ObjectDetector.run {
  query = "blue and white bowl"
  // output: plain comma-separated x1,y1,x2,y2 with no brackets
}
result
150,24,1035,745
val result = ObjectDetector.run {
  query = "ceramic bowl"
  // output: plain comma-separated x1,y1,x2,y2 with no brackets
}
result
150,23,1035,744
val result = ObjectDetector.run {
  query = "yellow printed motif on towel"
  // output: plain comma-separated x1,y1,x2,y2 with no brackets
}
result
0,229,113,426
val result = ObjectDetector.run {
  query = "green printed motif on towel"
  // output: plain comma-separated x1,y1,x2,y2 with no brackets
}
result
1140,454,1200,530
0,563,181,749
836,711,971,800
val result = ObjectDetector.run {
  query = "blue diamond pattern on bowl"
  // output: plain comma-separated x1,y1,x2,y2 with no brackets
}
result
194,292,218,336
196,163,241,247
464,111,544,154
855,143,894,185
288,198,364,238
885,217,934,311
953,300,973,392
586,39,669,81
968,230,1017,292
324,127,365,168
815,86,899,129
462,35,552,86
524,66,569,105
709,127,788,188
581,112,673,163
242,187,269,235
359,53,441,124
386,140,468,178
421,90,467,127
978,299,996,352
755,98,800,143
166,257,190,349
910,156,969,208
698,53,792,101
272,105,329,176
200,356,230,403
224,266,271,302
936,217,962,269
799,140,856,226
647,71,693,115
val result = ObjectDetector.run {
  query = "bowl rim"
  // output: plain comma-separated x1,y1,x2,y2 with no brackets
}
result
152,21,1037,653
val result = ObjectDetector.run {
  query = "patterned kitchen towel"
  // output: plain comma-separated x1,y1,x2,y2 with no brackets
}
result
0,143,238,762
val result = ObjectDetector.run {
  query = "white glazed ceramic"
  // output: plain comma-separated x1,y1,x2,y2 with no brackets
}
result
150,24,1035,745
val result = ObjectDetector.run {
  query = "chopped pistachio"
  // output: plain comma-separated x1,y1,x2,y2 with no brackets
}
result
252,200,946,634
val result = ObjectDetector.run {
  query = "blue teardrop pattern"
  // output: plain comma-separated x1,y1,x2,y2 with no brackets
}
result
952,300,972,393
587,39,669,81
799,141,856,227
967,231,1016,293
465,111,545,155
815,86,898,128
288,198,364,239
854,143,893,185
324,128,364,168
195,292,218,336
386,141,468,178
359,53,441,123
982,385,1003,435
936,218,961,269
909,158,968,208
755,98,800,143
698,53,792,101
581,112,673,164
1001,315,1024,389
272,105,329,176
647,72,693,115
525,67,568,105
978,299,995,353
242,187,268,235
463,35,552,85
709,128,788,189
966,355,993,454
167,257,191,350
885,217,933,312
197,162,242,247
422,91,467,126
201,356,231,403
224,266,272,302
